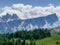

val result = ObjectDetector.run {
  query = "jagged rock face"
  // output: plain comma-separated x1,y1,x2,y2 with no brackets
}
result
22,17,46,27
45,14,58,25
0,13,58,33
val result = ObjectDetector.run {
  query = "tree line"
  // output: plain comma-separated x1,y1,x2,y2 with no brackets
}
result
6,28,51,39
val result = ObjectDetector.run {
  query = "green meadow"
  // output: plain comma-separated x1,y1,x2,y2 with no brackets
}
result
26,34,60,45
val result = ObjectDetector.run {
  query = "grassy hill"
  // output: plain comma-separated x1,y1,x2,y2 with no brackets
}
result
26,33,60,45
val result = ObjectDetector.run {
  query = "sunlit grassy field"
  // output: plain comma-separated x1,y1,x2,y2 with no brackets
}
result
26,33,60,45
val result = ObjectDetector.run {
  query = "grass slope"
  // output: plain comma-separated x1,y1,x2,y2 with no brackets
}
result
26,34,60,45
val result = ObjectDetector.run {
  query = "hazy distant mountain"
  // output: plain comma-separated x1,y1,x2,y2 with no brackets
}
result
0,13,59,33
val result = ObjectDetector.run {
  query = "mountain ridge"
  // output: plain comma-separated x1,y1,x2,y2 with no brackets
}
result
0,13,59,33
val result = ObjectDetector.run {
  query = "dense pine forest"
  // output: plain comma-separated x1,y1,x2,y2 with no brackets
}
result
6,28,51,39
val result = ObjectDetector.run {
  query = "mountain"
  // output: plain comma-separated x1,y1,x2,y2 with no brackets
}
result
0,13,59,33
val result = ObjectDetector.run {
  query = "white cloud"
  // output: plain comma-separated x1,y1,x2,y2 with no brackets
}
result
0,3,60,20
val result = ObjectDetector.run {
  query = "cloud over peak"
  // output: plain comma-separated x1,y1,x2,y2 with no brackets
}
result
0,3,60,20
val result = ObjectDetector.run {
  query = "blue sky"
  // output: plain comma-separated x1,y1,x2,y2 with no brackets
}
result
0,0,60,7
0,0,60,20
